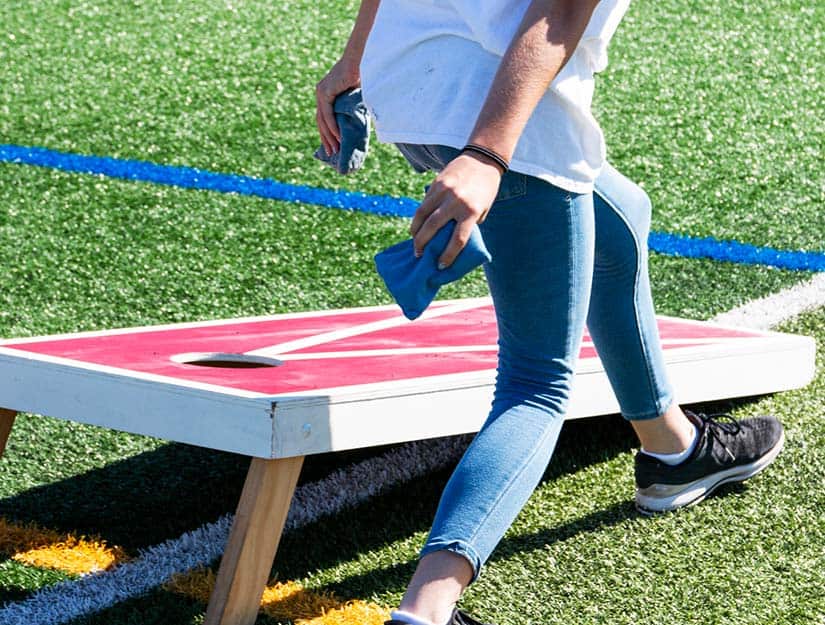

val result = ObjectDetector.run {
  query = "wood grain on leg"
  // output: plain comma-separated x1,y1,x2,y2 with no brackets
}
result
204,455,304,625
0,410,17,458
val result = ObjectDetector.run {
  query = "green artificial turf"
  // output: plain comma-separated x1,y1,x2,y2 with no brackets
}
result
598,1,825,251
1,0,823,250
0,559,70,605
0,0,821,621
0,163,403,337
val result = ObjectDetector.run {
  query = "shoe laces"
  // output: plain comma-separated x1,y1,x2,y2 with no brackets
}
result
698,412,741,461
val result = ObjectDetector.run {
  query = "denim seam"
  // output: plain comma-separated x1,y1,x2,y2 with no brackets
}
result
425,189,581,580
419,143,446,164
595,188,672,420
395,143,432,173
565,193,581,378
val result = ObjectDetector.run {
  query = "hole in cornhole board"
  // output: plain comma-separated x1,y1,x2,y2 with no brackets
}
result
170,352,284,368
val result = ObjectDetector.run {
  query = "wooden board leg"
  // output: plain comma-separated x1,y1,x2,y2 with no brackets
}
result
0,409,17,459
204,455,304,625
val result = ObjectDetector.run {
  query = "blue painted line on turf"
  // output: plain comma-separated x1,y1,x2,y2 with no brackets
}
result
2,144,823,272
648,232,824,273
0,144,419,218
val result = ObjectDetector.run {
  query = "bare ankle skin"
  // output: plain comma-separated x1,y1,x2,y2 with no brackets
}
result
631,402,696,454
398,551,473,625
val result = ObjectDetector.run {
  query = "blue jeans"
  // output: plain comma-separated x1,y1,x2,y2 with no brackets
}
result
395,143,675,580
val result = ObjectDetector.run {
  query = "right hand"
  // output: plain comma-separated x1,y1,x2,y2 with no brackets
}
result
315,58,361,157
410,152,502,269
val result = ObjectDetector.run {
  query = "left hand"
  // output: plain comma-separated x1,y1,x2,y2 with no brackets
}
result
315,57,361,157
410,152,502,269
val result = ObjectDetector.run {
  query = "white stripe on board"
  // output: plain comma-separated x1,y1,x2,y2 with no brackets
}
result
273,337,762,361
711,273,825,329
0,435,471,625
246,299,488,358
277,345,499,360
1,277,822,624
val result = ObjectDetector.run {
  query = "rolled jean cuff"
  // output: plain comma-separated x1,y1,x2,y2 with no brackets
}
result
622,392,675,421
419,540,483,585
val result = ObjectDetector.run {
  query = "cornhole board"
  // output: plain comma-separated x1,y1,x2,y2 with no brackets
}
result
0,297,815,625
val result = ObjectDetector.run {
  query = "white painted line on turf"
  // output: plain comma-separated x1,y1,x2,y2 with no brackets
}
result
0,435,470,625
711,273,825,330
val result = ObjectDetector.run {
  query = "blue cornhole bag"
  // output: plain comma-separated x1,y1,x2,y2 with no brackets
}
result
374,221,491,320
313,88,370,175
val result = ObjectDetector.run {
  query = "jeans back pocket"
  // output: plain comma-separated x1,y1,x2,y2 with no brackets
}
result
494,171,527,203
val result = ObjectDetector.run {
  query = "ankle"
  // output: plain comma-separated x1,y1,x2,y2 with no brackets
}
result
641,425,698,465
633,404,697,454
397,551,471,625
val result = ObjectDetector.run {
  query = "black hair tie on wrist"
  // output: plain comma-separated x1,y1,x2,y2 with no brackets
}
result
461,143,509,174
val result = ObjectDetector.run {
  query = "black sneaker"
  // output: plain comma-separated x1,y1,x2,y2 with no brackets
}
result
385,608,494,625
635,410,784,514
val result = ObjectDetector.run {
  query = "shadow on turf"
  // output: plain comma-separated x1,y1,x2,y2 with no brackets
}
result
317,497,640,601
315,478,755,605
0,434,399,551
272,412,644,583
305,397,773,601
0,398,765,576
0,406,642,557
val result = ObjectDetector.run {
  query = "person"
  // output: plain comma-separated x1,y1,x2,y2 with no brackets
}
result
315,2,785,624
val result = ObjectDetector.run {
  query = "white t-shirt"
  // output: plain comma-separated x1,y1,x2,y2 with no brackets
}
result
360,0,629,193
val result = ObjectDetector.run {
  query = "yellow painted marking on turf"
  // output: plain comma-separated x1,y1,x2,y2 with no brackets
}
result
166,568,390,624
0,517,127,575
296,600,390,625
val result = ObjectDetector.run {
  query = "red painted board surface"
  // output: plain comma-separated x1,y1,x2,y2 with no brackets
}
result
2,303,764,396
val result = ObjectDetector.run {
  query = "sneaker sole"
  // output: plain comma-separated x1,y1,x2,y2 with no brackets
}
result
635,430,785,515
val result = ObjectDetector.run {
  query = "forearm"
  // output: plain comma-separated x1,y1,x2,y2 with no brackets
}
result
469,0,599,161
341,0,382,67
